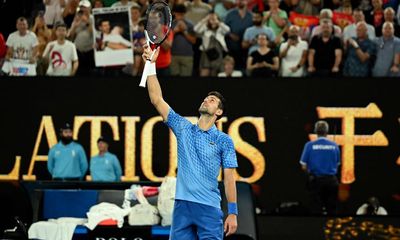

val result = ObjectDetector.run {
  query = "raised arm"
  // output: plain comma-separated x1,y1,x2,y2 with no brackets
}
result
142,45,170,121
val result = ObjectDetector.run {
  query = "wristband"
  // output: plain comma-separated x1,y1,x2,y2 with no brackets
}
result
147,62,156,76
228,202,238,215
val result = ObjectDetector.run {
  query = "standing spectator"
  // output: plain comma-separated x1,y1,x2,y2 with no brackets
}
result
214,0,236,21
343,22,376,77
279,25,308,77
372,22,400,77
225,0,253,70
343,8,376,42
246,33,279,77
43,22,79,76
62,0,80,28
308,19,343,77
90,136,122,182
47,123,88,181
171,4,196,76
242,11,276,55
263,0,288,42
32,11,54,75
218,55,243,77
365,0,384,29
310,9,342,39
3,17,39,76
185,0,212,25
68,0,95,76
300,121,340,215
195,12,230,76
43,0,66,27
376,7,400,37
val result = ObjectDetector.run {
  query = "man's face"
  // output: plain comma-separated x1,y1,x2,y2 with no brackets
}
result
321,22,332,35
199,95,222,118
61,129,73,138
372,0,382,9
356,23,367,38
16,20,28,34
384,9,395,21
252,13,263,26
56,26,67,39
288,26,299,37
131,8,140,21
268,0,279,9
382,23,394,38
100,21,111,34
97,141,108,152
353,10,364,22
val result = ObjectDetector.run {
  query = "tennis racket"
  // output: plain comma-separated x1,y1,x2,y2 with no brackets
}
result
139,1,172,88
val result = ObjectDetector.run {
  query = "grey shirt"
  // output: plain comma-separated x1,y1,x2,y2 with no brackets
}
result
372,36,400,77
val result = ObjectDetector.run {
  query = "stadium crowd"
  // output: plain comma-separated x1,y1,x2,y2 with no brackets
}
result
0,0,399,77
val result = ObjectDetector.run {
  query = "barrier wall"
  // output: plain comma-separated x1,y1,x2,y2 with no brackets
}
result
0,76,399,217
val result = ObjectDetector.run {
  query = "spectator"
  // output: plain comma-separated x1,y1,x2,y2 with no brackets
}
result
343,22,376,77
343,8,376,42
62,0,80,28
185,0,212,25
376,7,400,37
214,0,236,21
171,4,196,76
294,0,321,16
225,0,253,69
0,32,6,69
365,0,384,29
111,0,138,8
300,121,340,215
310,9,342,39
372,22,400,77
3,17,38,76
31,11,54,75
47,123,88,181
155,30,174,77
43,22,79,76
279,0,299,16
90,136,122,182
68,0,95,76
246,33,279,77
218,55,243,77
96,20,131,51
308,19,343,77
43,0,66,28
93,0,105,8
279,25,308,77
263,0,288,42
242,11,276,55
356,197,388,215
137,0,150,17
195,12,230,76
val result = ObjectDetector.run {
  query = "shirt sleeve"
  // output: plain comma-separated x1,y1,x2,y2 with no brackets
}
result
335,144,341,166
47,148,55,176
78,145,88,178
71,43,78,61
300,142,310,165
165,108,192,137
309,36,317,50
6,33,14,48
221,135,238,168
113,155,122,182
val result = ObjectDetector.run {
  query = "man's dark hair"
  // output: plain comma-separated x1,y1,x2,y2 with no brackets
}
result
55,21,67,30
314,121,329,136
208,91,226,120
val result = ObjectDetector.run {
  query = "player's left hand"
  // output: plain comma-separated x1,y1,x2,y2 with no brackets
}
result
224,214,238,236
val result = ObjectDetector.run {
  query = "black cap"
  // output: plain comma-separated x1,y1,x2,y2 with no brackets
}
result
60,123,72,131
97,136,110,144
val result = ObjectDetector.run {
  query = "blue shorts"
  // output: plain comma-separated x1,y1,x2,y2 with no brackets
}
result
170,200,224,240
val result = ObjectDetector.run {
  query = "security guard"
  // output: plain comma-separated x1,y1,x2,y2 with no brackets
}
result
47,123,88,180
300,121,340,215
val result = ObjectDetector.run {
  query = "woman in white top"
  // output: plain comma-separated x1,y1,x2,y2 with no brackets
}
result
279,25,308,77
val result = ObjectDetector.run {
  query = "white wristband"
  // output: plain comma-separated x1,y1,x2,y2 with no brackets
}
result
147,62,156,76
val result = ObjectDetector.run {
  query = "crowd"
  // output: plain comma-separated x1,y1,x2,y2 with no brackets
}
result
1,0,400,77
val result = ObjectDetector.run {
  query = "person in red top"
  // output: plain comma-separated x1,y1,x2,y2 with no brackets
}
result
0,32,6,62
155,30,173,76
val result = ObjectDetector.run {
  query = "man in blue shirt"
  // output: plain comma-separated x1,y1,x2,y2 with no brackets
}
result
142,45,238,239
90,136,122,182
300,121,340,215
47,123,88,180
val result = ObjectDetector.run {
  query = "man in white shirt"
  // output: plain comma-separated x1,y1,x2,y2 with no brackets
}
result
43,22,79,76
97,20,131,51
343,8,376,42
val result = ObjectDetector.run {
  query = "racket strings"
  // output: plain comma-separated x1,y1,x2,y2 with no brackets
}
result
145,2,171,45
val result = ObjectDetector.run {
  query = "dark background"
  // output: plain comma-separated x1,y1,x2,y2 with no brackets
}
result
0,76,399,220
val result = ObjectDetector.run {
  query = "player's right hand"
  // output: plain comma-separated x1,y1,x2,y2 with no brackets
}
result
142,44,160,63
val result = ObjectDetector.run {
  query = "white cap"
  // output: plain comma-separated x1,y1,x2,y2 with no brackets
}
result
79,0,91,8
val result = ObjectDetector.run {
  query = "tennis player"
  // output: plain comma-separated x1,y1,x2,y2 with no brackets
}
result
142,45,238,239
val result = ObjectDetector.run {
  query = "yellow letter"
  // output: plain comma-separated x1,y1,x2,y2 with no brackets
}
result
0,156,21,180
121,116,140,181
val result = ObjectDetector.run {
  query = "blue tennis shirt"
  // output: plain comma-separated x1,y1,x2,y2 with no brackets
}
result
300,137,340,176
165,108,238,209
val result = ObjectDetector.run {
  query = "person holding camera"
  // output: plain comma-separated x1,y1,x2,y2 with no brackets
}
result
279,25,308,77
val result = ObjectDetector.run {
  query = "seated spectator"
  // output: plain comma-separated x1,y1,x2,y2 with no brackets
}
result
170,4,196,76
242,11,276,55
218,55,243,77
31,11,54,75
356,197,388,215
279,25,308,77
343,8,376,42
47,123,88,181
263,0,288,42
365,0,384,29
310,9,342,39
376,7,400,37
372,22,400,77
195,12,230,76
90,136,122,182
43,0,66,28
343,22,376,77
246,33,279,77
43,22,79,76
308,19,343,77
